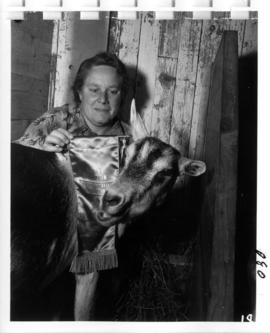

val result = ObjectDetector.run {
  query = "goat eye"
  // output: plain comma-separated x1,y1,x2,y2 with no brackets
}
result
155,174,165,183
154,172,167,183
154,169,175,184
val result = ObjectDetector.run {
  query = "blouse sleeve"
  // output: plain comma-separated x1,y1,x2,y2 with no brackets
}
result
15,106,70,150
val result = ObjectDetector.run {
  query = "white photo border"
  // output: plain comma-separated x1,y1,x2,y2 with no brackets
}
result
1,0,269,332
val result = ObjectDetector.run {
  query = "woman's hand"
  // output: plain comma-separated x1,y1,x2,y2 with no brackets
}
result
43,128,74,152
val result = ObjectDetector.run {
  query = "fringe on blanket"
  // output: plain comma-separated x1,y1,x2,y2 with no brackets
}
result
70,249,118,274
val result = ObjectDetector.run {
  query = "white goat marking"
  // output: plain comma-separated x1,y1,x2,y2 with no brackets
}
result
138,140,151,161
124,143,137,166
152,157,172,172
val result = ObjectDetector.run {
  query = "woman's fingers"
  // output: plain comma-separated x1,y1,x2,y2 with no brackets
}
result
45,134,65,148
57,128,74,141
43,143,63,152
43,128,74,152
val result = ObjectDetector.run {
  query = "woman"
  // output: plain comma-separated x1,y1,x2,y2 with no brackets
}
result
17,52,132,320
17,52,131,150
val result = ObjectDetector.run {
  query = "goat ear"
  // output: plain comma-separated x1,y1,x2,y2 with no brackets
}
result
130,98,149,141
178,157,206,177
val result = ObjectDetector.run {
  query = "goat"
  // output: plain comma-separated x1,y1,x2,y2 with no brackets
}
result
74,101,206,320
11,100,206,320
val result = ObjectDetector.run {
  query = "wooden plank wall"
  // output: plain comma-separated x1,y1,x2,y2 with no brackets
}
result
208,32,239,320
108,14,257,160
11,14,257,143
11,13,53,140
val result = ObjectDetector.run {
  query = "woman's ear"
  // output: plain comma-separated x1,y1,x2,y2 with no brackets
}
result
178,157,206,177
130,99,149,141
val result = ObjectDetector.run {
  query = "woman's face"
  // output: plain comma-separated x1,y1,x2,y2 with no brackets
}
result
78,65,123,131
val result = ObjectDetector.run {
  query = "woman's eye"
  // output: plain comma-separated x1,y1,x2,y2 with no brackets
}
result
110,89,119,95
89,88,98,93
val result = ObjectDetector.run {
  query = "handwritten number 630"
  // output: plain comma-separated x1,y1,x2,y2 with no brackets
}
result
256,250,267,279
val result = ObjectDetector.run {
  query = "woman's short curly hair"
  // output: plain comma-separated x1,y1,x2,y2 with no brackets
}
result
72,52,129,107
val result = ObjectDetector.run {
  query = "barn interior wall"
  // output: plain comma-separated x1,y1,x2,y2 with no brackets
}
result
108,13,257,159
11,12,110,140
11,13,53,140
11,13,257,145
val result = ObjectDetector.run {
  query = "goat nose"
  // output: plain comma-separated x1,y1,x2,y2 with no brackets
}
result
103,190,124,207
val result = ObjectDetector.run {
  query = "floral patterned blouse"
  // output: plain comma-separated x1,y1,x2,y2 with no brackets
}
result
16,103,131,149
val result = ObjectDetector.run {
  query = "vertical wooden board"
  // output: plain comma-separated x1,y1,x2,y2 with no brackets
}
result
16,12,53,43
12,73,50,119
241,19,257,55
108,14,123,55
48,20,59,110
224,20,246,57
206,32,238,321
11,13,53,122
220,32,239,135
115,17,142,122
151,57,177,143
202,36,224,222
170,17,202,155
196,36,224,320
117,19,141,67
12,29,52,80
53,12,76,107
149,15,183,142
207,133,238,320
189,20,226,160
135,12,160,132
158,16,181,59
11,12,53,135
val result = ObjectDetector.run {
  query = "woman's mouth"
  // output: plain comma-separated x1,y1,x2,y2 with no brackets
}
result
95,108,110,112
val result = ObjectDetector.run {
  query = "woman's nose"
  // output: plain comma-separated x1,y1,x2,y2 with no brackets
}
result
98,91,108,104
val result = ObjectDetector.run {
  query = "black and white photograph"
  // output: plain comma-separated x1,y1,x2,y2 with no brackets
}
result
1,1,269,332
